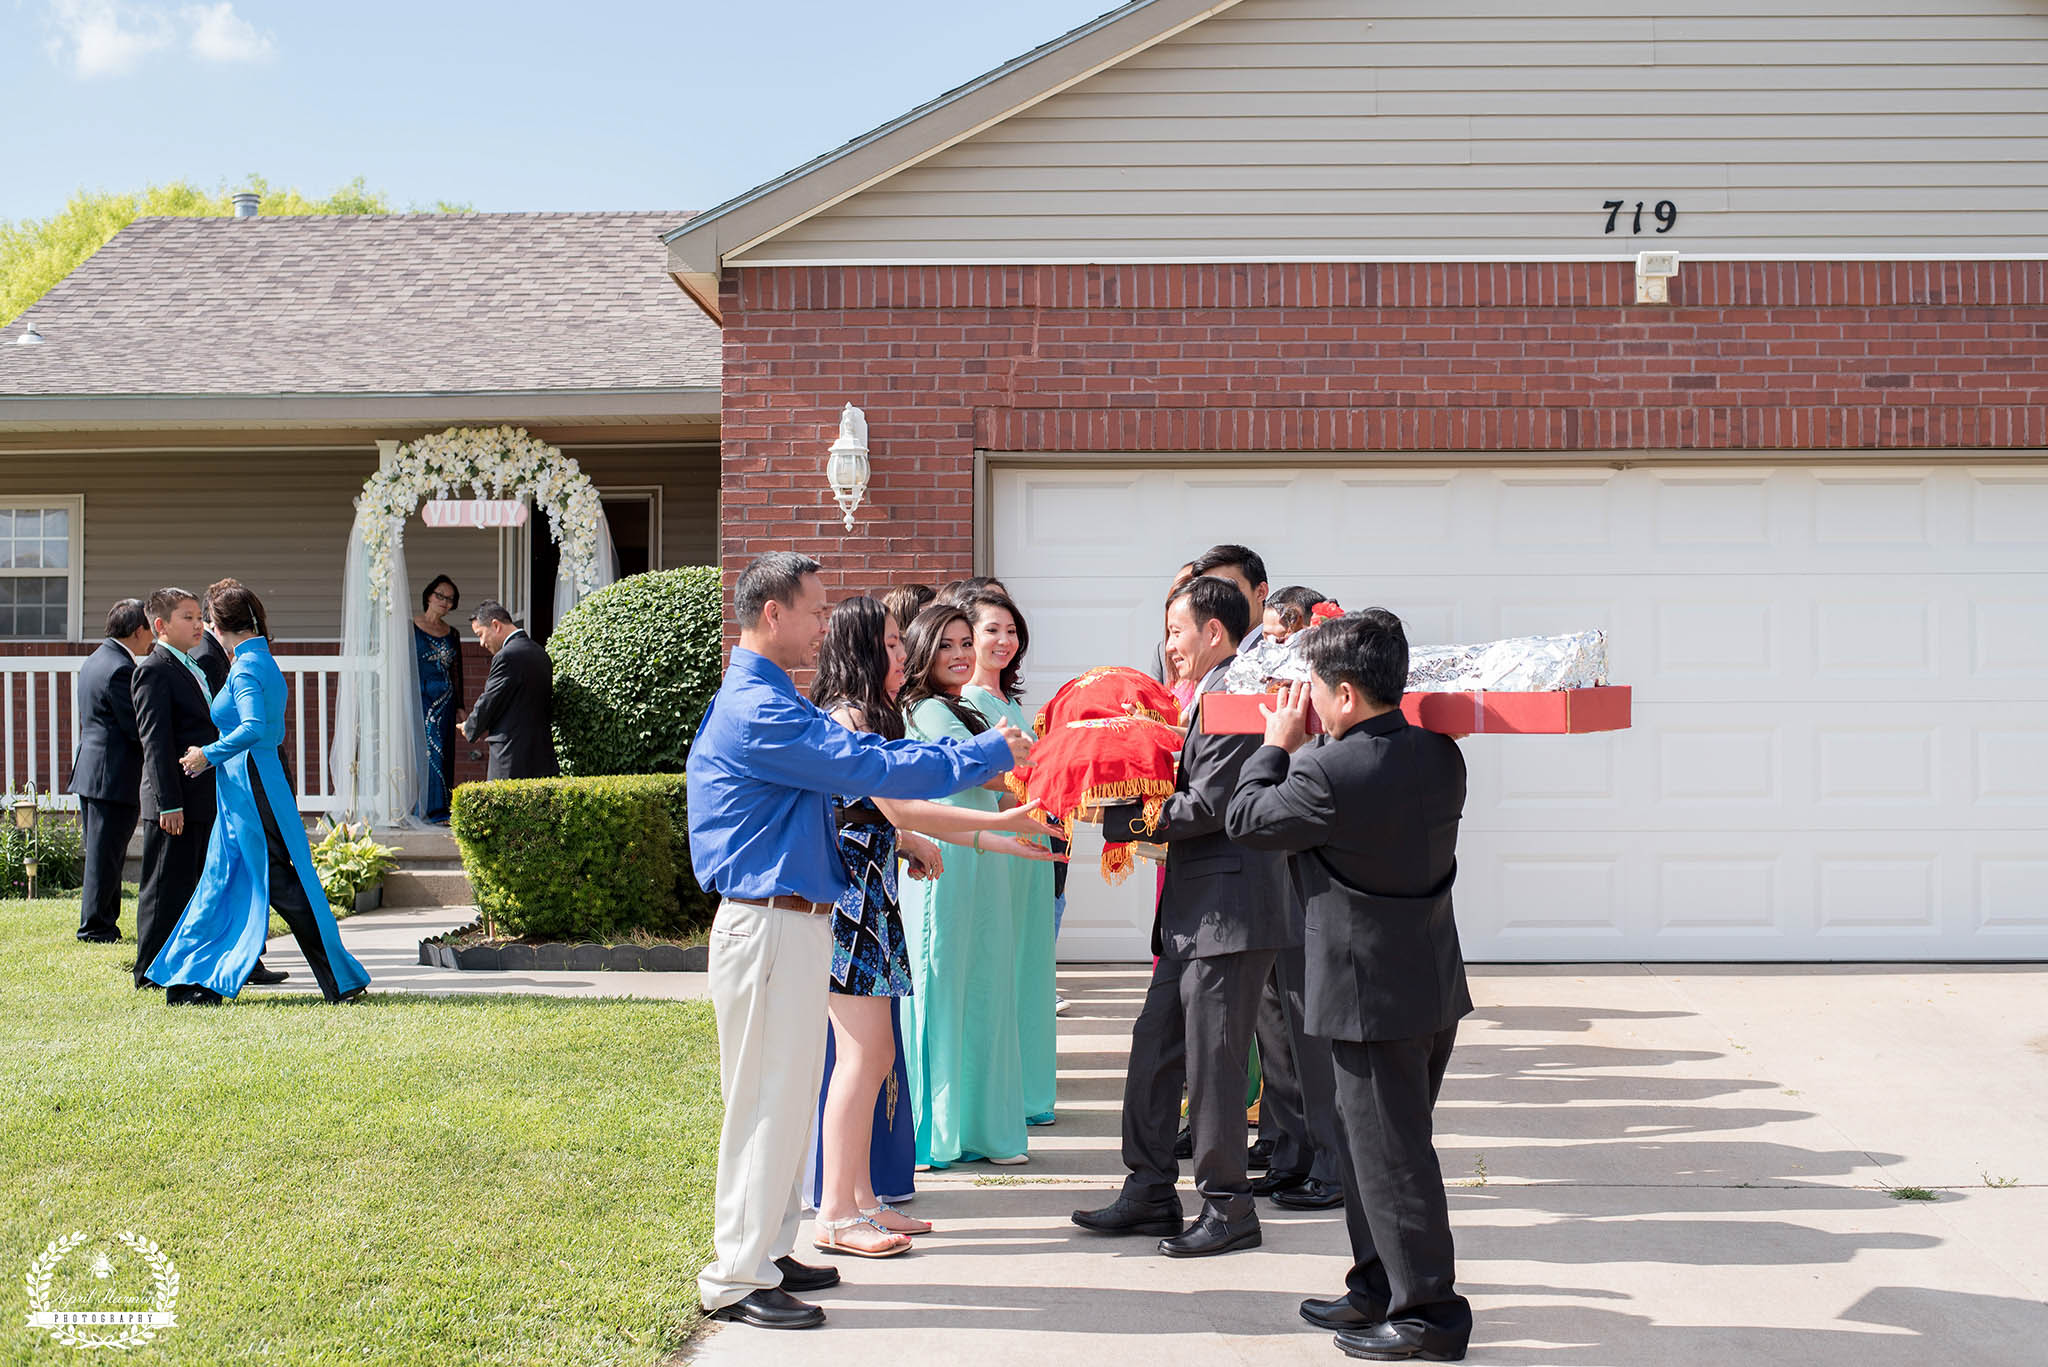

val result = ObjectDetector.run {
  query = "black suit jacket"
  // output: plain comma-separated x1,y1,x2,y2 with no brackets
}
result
131,647,219,823
67,639,143,804
1226,709,1472,1044
191,631,231,695
1102,661,1298,960
462,631,558,780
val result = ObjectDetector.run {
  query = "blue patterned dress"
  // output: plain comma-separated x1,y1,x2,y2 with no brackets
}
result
808,797,918,1206
413,624,461,823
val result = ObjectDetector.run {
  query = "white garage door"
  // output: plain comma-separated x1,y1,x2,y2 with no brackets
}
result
990,461,2048,963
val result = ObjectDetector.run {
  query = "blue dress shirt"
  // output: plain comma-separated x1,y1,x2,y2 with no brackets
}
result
685,648,1015,904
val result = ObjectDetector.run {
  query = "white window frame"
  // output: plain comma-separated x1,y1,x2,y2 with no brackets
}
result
599,486,664,573
0,495,85,642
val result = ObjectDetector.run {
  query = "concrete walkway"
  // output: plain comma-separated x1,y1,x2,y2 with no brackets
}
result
275,910,2048,1364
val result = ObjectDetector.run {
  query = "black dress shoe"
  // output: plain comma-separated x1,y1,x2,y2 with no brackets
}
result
1158,1206,1261,1258
1301,1296,1385,1331
775,1255,841,1293
1334,1322,1467,1362
1173,1125,1193,1160
1072,1195,1184,1237
1252,1168,1310,1197
165,984,224,1007
77,931,121,944
706,1288,825,1330
1272,1177,1345,1210
1247,1136,1276,1171
246,962,290,985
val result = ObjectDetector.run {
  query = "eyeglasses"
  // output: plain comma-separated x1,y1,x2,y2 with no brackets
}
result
430,592,457,605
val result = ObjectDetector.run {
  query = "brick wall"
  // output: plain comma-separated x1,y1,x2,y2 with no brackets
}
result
718,259,2048,594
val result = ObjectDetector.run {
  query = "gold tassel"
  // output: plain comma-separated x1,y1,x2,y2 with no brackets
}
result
1003,771,1030,804
1140,795,1167,836
1101,842,1136,885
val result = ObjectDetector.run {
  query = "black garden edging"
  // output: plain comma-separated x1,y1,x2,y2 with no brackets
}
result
419,922,707,973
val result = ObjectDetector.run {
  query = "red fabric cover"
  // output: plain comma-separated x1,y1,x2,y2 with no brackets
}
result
1016,666,1185,883
1033,665,1182,736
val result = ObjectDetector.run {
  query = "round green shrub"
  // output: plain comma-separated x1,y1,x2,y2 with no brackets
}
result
548,566,722,777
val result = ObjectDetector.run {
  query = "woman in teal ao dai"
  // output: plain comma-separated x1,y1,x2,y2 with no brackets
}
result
957,587,1059,1128
898,601,1035,1165
147,583,371,1005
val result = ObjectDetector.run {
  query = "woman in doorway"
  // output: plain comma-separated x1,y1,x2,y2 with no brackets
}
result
147,581,372,1006
959,587,1060,1127
808,596,1060,1255
412,575,464,822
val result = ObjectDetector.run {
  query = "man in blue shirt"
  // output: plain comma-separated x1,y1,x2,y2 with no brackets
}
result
688,551,1034,1331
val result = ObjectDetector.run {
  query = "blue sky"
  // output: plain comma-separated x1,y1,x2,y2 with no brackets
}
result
2,0,1121,221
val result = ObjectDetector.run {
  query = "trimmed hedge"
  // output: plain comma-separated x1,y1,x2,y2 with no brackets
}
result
450,773,716,941
548,567,723,778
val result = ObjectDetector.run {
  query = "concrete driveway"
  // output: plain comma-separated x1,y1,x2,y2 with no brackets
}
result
679,961,2048,1367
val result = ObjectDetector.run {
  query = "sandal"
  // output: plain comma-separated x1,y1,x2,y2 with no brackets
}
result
814,1214,911,1259
862,1201,932,1236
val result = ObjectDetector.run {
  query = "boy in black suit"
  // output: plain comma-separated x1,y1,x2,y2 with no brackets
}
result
131,589,217,986
68,600,152,942
1227,609,1473,1363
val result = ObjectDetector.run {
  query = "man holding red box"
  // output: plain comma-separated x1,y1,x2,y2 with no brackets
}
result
1226,609,1474,1364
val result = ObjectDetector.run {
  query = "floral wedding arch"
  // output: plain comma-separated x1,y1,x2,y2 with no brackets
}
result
330,426,616,826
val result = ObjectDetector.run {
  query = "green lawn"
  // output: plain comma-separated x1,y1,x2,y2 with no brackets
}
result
0,894,722,1366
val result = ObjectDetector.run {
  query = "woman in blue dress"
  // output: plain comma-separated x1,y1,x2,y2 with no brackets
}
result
147,581,371,1006
804,596,1060,1256
411,575,464,823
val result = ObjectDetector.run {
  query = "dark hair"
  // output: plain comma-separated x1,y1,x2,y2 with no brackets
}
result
106,598,149,639
205,580,268,638
1303,608,1409,709
735,551,822,628
470,600,515,628
897,602,988,735
881,583,935,634
1189,544,1268,595
810,596,904,741
935,576,1003,608
964,588,1030,702
1168,574,1252,647
145,587,199,628
421,575,460,614
1266,584,1327,634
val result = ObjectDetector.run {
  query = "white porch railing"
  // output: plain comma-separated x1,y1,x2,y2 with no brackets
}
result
1,655,372,816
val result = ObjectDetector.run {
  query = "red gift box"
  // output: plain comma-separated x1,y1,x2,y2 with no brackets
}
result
1200,686,1632,737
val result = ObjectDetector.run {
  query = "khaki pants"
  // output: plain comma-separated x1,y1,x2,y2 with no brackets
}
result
697,897,835,1311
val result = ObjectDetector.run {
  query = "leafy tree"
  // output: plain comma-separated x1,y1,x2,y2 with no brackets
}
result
2,176,473,324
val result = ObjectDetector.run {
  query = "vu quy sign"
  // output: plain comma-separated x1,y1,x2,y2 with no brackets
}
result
421,499,529,529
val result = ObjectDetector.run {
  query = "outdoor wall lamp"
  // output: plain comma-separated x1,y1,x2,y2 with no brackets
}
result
826,403,871,531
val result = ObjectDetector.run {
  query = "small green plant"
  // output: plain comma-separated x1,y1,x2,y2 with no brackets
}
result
1982,1172,2020,1188
0,788,85,898
309,820,401,911
1886,1184,1939,1202
1460,1154,1489,1188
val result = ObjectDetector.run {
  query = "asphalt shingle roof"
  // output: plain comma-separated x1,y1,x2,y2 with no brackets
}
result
0,212,718,396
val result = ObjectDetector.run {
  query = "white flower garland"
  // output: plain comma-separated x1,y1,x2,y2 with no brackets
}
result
357,427,605,610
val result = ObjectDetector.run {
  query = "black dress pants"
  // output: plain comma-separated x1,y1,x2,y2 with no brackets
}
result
1329,1023,1472,1348
134,804,213,987
248,764,345,1001
1120,947,1276,1221
76,796,139,940
1254,946,1345,1184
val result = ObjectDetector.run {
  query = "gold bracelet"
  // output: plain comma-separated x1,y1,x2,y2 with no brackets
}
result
973,831,983,852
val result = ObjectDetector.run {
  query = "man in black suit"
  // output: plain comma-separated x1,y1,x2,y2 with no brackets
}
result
461,601,558,781
1073,575,1299,1258
68,600,153,942
131,588,219,987
1228,609,1474,1363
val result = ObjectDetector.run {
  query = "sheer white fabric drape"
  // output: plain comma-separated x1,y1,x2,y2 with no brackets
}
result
331,507,429,828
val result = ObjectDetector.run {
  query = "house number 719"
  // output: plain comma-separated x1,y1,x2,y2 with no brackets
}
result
1604,200,1678,234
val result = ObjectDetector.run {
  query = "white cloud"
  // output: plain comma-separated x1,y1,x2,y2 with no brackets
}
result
182,3,274,64
41,1,276,78
44,1,174,78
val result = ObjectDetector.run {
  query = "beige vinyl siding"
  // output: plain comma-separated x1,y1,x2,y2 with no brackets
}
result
742,0,2048,263
0,444,718,642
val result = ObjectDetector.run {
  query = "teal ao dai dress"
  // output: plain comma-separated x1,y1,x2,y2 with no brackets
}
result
899,695,1027,1165
965,684,1059,1125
